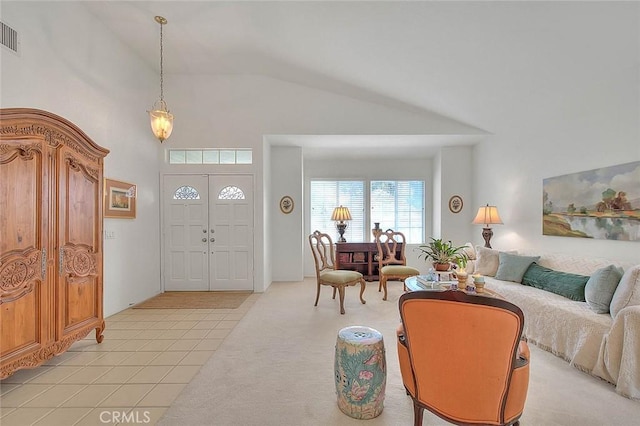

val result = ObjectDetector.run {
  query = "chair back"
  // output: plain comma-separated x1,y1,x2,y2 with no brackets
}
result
308,230,336,275
375,229,407,267
398,290,525,424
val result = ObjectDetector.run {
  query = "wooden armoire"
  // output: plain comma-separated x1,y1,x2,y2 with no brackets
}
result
0,108,109,378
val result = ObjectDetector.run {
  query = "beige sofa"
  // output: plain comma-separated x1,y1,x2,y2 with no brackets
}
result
463,244,640,400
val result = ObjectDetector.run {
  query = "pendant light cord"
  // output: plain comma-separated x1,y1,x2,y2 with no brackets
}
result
159,20,164,104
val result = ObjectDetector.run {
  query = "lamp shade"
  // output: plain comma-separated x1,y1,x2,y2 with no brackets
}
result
149,105,174,143
472,204,503,226
331,206,352,222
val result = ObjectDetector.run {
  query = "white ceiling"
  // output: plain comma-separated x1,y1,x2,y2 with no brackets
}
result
80,1,627,158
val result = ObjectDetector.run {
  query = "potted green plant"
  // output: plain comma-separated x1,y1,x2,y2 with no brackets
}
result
416,238,466,271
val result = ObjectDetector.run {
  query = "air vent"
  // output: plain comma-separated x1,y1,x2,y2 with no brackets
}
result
1,21,19,54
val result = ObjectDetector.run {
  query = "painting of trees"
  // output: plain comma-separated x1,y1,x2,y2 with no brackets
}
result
542,161,640,241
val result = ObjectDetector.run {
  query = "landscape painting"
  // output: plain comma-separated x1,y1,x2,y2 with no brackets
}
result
543,161,640,241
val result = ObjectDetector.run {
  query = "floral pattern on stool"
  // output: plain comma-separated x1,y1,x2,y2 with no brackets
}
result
334,326,386,419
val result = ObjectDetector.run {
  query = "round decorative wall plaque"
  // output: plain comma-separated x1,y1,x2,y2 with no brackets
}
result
280,195,294,214
448,195,463,214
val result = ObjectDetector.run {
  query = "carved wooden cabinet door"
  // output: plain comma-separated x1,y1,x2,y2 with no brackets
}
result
0,108,108,379
56,142,104,342
0,137,54,371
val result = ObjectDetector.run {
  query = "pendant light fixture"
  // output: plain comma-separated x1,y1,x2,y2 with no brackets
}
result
148,15,174,143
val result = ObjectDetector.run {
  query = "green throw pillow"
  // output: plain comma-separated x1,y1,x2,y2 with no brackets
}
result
495,252,541,283
584,265,624,314
522,263,590,301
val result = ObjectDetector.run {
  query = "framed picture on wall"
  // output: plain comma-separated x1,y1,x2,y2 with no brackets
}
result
280,195,294,214
448,195,463,214
104,178,137,219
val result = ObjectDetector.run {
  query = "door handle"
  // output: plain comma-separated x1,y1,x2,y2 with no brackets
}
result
202,238,207,242
210,238,215,242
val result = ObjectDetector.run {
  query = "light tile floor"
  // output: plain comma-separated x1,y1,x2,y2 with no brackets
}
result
0,294,259,426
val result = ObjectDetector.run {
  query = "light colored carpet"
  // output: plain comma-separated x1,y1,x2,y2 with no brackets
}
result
159,279,640,425
133,291,251,309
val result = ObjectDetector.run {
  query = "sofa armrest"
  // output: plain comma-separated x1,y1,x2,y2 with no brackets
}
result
594,304,640,399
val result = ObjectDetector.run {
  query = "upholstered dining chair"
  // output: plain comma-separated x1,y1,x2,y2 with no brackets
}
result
397,290,530,426
375,229,420,300
308,230,366,314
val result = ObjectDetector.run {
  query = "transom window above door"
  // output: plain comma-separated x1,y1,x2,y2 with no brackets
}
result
168,149,252,165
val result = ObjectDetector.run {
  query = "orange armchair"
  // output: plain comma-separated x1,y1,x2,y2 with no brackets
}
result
397,290,529,426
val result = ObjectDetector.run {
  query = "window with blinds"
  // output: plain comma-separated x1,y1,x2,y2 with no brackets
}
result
310,181,365,242
310,179,424,243
371,181,424,243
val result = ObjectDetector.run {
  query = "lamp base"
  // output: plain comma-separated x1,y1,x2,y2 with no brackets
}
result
336,222,348,243
481,227,494,248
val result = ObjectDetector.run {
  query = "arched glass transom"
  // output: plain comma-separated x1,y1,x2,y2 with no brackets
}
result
173,186,201,200
218,186,245,200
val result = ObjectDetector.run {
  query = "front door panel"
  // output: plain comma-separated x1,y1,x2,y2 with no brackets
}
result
163,175,209,291
209,175,253,290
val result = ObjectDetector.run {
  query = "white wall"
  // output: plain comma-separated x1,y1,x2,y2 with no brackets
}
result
166,74,482,288
438,146,474,246
3,2,638,312
470,5,640,263
271,146,304,281
262,140,273,290
432,151,443,240
1,2,163,316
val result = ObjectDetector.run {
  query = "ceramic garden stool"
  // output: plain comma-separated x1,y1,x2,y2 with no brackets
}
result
334,326,386,419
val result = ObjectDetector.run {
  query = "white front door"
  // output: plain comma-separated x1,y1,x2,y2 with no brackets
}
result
209,175,254,290
163,174,254,291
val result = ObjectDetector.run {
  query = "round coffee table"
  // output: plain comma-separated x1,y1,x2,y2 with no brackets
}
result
404,276,500,298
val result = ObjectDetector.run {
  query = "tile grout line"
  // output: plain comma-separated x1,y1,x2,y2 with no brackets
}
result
0,295,260,426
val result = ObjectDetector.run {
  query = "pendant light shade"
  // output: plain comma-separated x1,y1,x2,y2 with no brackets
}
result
149,101,173,142
148,16,174,143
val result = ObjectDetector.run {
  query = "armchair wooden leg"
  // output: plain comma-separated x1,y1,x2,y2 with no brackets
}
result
413,401,424,426
332,286,337,300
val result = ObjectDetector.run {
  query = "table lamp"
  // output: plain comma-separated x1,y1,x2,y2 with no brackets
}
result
331,205,352,242
472,204,503,248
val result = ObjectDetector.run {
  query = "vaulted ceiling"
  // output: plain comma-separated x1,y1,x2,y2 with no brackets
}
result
80,1,634,158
